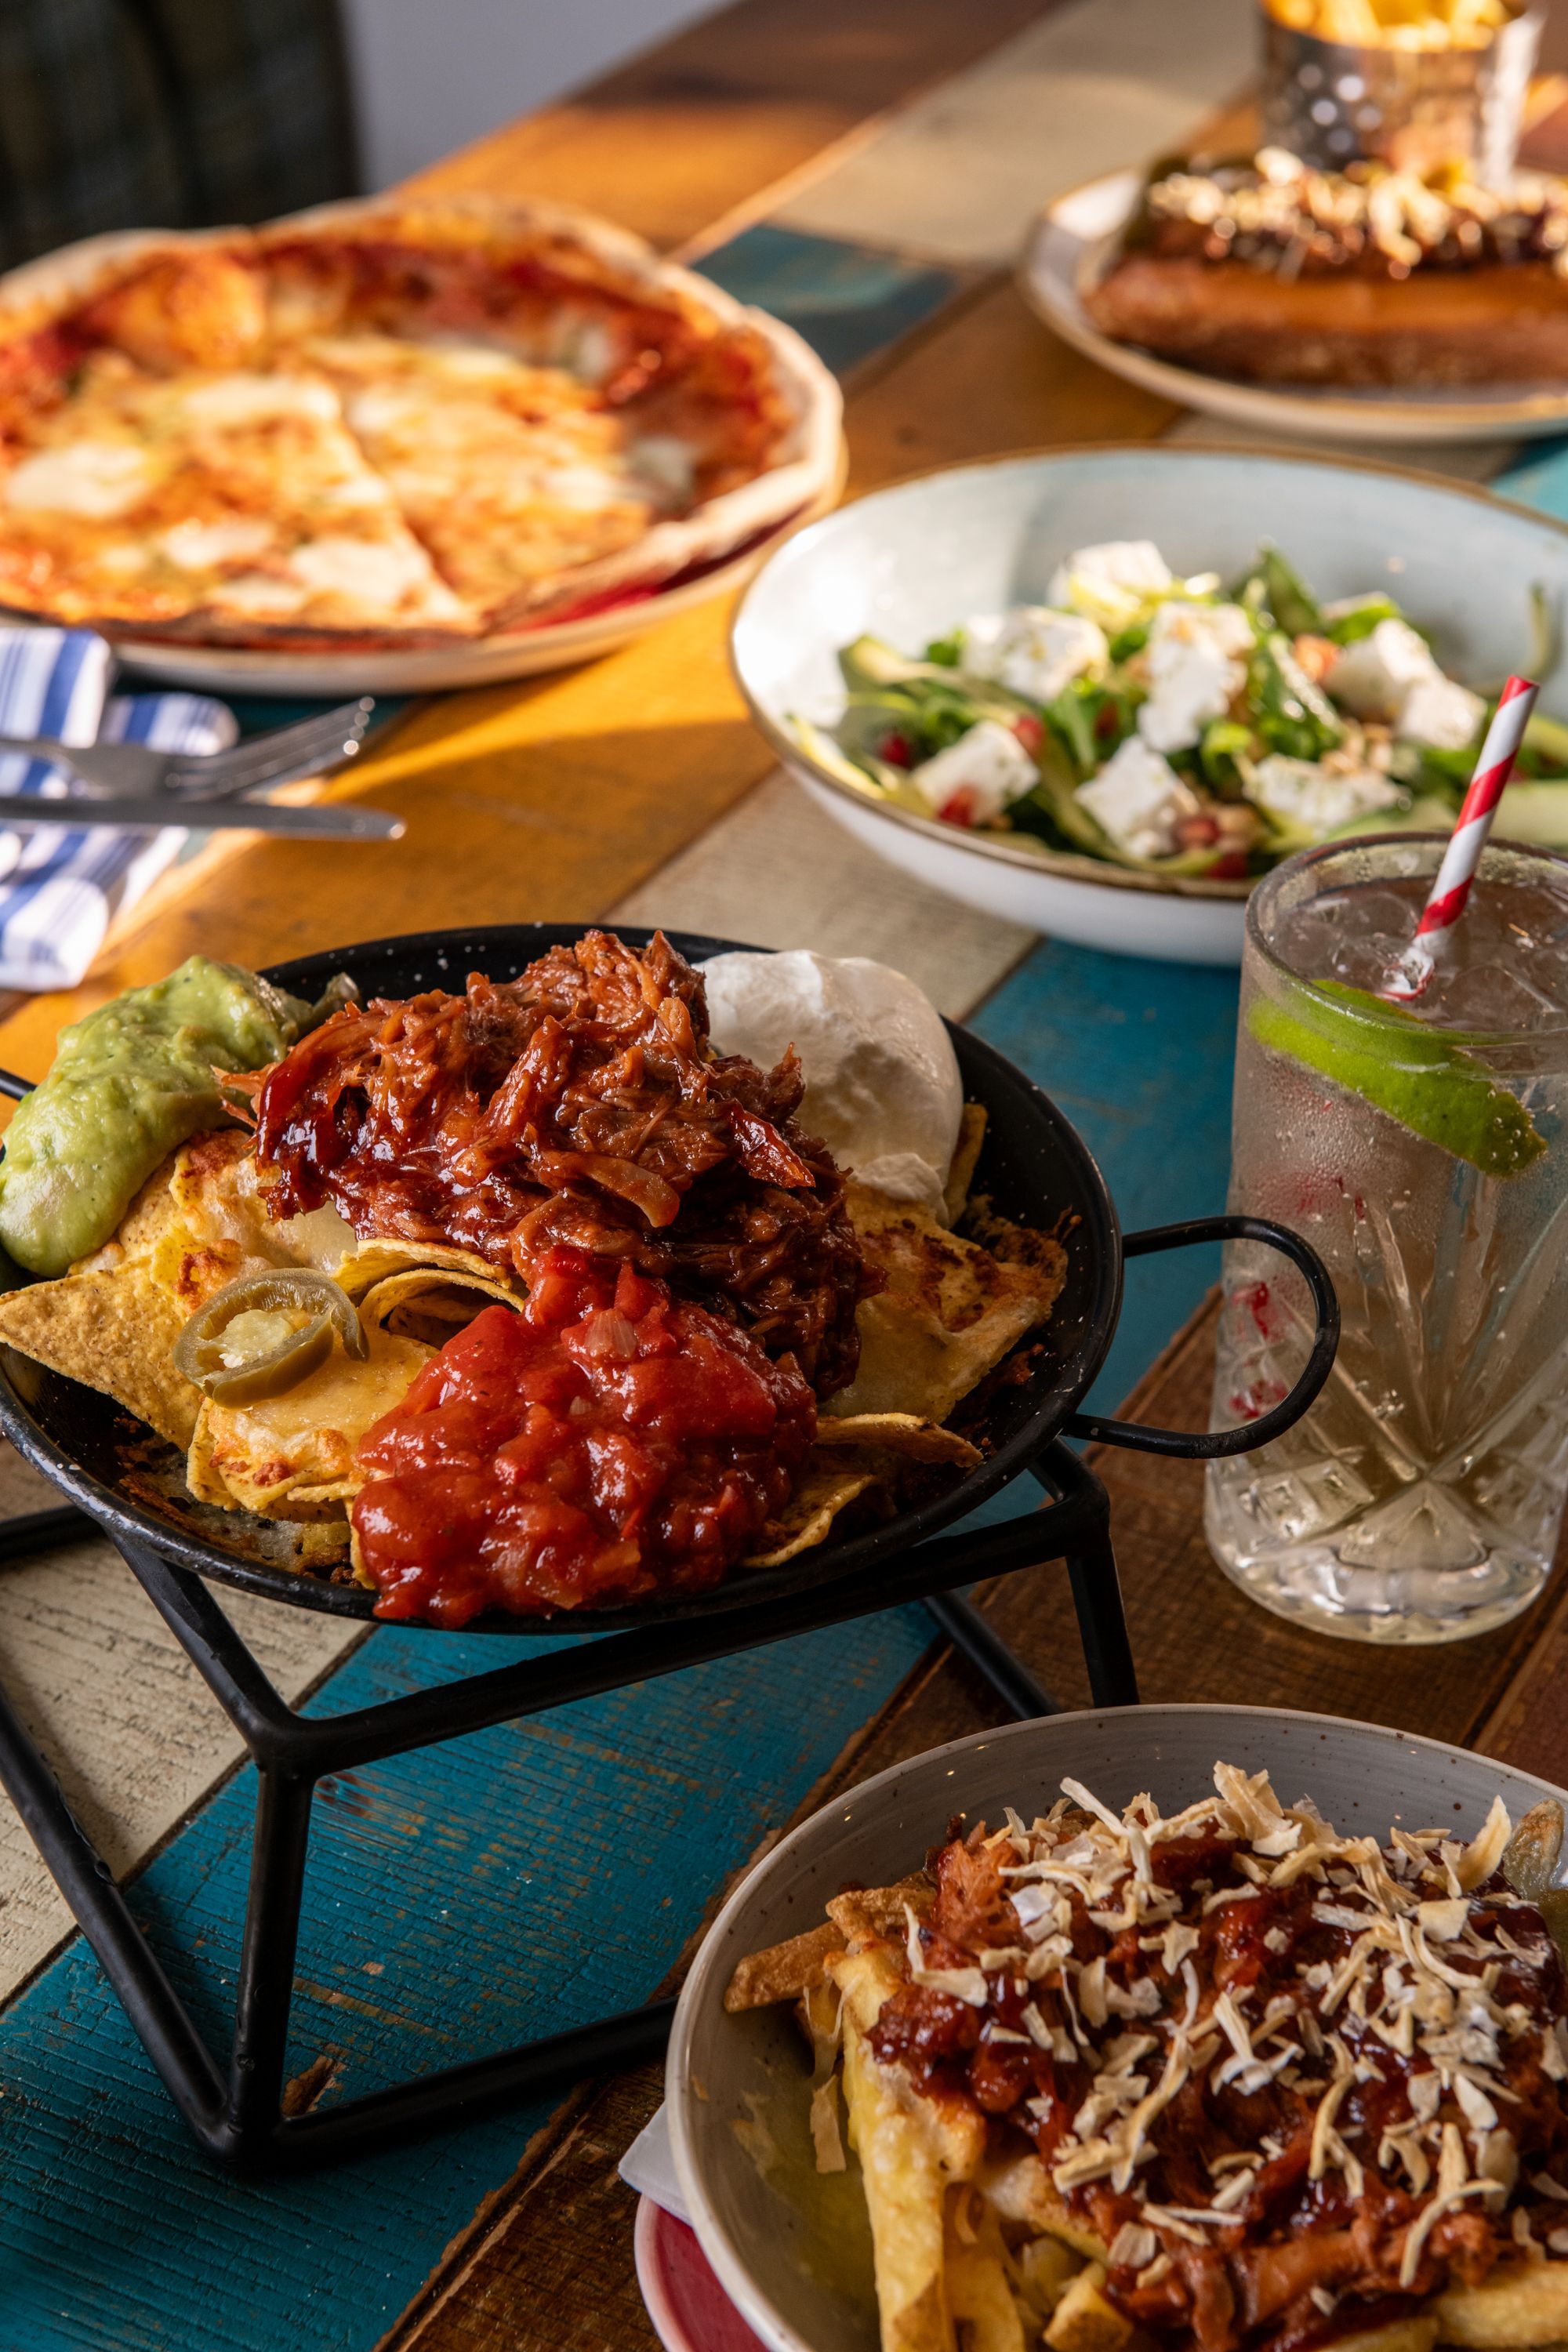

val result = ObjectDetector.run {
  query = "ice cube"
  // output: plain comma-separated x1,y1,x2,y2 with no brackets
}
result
1334,1479,1487,1572
1423,962,1564,1033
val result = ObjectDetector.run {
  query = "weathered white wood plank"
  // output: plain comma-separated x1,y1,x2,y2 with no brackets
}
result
0,1442,359,1993
772,0,1254,265
608,767,1033,1016
1164,411,1526,484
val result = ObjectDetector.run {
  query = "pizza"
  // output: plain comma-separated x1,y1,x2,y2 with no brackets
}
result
0,198,837,649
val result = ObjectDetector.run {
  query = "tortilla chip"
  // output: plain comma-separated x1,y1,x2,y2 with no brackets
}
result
67,1149,187,1275
0,1256,199,1447
170,1127,358,1276
744,1456,882,1567
296,1520,350,1566
815,1413,982,1469
825,1185,1065,1427
355,1265,521,1343
336,1237,518,1301
964,1193,1073,1296
943,1104,988,1226
188,1323,433,1515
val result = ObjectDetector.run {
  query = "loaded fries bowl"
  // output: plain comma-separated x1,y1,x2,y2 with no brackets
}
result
670,1705,1568,2352
0,924,1130,1635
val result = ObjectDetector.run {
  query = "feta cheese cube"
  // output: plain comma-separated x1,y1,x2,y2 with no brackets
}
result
1251,754,1401,838
1137,601,1254,754
1327,619,1436,722
1076,737,1200,860
1047,539,1173,626
909,720,1038,826
1398,672,1484,752
963,607,1108,703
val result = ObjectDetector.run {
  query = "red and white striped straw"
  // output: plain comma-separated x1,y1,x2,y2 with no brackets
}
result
1384,673,1538,1000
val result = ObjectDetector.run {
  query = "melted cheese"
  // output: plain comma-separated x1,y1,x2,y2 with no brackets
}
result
190,1323,433,1511
180,373,340,428
5,442,157,520
217,572,307,616
289,532,441,606
160,516,274,571
631,435,696,501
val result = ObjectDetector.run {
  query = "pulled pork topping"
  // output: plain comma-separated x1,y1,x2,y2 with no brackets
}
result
1138,147,1568,278
869,1764,1568,2352
253,931,869,1395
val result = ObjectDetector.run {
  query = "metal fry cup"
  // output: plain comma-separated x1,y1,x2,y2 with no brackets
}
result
1257,2,1542,185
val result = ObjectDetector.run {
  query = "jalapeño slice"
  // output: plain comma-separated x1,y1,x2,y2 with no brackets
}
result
174,1269,367,1404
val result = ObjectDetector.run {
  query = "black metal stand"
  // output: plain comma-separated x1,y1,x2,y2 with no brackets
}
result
0,1439,1132,2173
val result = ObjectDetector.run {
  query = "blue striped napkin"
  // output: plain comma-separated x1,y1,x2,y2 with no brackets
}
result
0,626,235,992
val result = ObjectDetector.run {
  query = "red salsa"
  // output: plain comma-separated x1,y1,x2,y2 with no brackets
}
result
351,1245,816,1624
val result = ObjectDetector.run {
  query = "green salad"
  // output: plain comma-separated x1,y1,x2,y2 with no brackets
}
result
795,538,1568,880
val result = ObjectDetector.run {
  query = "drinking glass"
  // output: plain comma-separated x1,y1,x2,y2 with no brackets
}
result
1206,833,1568,1642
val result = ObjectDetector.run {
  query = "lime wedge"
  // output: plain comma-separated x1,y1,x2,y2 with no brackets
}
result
1247,978,1547,1179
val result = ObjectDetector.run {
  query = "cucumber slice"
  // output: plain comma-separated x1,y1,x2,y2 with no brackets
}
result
789,718,927,814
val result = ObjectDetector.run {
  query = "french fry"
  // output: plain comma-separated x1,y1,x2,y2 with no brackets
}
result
1014,2236,1089,2321
1265,0,1508,41
725,1921,844,2012
944,2191,1028,2352
1436,2263,1568,2346
980,2153,1112,2262
842,2006,954,2352
1044,2263,1134,2352
1337,2322,1438,2352
827,1874,935,1947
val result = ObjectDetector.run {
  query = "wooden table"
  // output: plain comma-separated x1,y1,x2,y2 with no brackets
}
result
1,4,1567,2347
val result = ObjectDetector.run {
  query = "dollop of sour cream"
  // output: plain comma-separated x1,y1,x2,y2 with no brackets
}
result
700,950,964,1221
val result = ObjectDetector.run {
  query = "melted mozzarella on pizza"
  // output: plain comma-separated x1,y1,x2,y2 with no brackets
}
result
0,354,475,635
303,332,701,620
0,234,790,641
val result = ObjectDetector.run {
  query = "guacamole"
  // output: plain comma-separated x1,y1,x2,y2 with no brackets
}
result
0,956,351,1276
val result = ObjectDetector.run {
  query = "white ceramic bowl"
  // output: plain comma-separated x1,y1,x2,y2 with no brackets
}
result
731,447,1568,964
667,1702,1567,2352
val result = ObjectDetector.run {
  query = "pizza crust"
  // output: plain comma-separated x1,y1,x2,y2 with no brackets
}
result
0,197,841,649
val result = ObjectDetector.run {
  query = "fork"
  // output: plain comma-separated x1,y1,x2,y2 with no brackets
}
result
0,697,376,804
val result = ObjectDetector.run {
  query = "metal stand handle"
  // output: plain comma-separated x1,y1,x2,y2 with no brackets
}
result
1065,1213,1338,1459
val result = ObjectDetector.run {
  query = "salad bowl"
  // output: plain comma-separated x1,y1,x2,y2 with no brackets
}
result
731,446,1568,965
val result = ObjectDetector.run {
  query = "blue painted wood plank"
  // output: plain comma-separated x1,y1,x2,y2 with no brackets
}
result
1493,437,1568,520
0,1610,934,2351
693,224,964,376
971,938,1240,1420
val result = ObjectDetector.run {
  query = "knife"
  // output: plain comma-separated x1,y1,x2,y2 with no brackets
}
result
0,794,405,840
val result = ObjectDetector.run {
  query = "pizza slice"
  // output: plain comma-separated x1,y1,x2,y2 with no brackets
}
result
299,329,688,627
0,343,479,644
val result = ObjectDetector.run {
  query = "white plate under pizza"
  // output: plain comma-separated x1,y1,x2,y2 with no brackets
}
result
0,196,842,692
